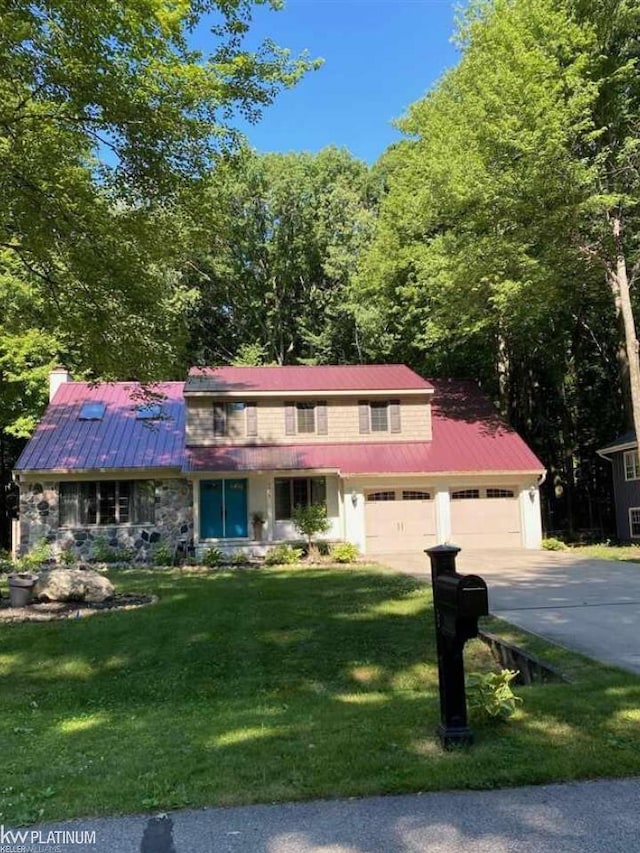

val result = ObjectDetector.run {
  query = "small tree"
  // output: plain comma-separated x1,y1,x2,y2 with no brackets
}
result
292,504,331,557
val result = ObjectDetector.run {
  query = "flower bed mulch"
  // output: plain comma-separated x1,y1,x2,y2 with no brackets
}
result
0,593,157,623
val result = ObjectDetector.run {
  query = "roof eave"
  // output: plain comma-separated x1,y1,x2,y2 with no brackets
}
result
15,465,184,479
183,388,434,398
597,441,637,459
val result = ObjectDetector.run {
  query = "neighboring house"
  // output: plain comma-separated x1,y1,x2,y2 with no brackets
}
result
598,431,640,541
14,365,545,559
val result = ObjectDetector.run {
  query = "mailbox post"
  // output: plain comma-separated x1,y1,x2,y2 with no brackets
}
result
426,544,488,748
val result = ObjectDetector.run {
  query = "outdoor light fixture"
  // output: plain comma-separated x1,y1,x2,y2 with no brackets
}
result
351,491,358,507
529,485,537,502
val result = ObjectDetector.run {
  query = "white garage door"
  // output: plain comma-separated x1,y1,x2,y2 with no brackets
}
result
365,488,437,554
450,487,521,549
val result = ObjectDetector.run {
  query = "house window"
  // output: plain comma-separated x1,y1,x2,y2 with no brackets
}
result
630,508,640,538
366,491,396,502
402,490,431,500
624,450,640,481
486,488,515,498
274,477,326,520
451,489,480,500
213,402,246,437
370,402,389,432
59,481,155,526
296,402,316,433
359,400,401,434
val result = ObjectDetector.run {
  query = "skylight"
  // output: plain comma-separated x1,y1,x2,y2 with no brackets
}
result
136,402,162,420
79,402,106,421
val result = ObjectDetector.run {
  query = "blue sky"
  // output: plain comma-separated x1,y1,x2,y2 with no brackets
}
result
193,0,460,164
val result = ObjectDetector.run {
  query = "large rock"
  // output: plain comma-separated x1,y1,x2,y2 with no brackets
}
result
34,568,114,603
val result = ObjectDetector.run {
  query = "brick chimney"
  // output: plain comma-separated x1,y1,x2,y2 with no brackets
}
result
49,366,72,401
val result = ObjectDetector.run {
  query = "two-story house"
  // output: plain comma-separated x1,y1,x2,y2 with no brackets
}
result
13,364,545,559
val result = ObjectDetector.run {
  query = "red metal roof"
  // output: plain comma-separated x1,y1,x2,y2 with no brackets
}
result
15,382,185,472
15,376,544,476
185,364,433,394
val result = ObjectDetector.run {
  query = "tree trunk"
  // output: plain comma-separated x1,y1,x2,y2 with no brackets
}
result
608,210,640,442
496,332,510,420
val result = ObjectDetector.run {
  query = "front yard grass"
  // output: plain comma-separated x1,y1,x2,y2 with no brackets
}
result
1,564,639,824
568,544,640,564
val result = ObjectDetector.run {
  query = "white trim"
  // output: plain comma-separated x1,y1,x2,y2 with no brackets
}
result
435,488,451,543
629,507,640,539
520,485,542,549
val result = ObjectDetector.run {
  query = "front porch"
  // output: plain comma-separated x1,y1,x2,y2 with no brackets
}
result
191,471,346,554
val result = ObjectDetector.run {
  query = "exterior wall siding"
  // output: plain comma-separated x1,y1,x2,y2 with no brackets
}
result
611,451,640,540
18,477,193,560
186,396,432,446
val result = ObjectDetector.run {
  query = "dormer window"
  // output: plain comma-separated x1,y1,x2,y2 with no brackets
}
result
296,402,316,433
79,402,105,421
284,402,328,436
370,402,388,432
213,401,250,437
358,400,401,434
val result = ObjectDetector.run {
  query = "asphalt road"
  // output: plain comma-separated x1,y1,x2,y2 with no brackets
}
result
28,777,640,852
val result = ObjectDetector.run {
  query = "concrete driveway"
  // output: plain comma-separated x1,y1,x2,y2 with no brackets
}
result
374,549,640,674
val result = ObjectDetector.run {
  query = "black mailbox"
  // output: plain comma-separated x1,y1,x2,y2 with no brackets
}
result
426,545,490,748
436,573,488,617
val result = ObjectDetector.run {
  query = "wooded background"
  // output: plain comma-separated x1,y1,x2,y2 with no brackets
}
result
2,0,638,548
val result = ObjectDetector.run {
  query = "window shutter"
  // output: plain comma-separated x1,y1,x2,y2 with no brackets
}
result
358,401,370,434
389,399,401,433
285,403,296,435
316,401,328,435
246,404,257,437
213,403,226,436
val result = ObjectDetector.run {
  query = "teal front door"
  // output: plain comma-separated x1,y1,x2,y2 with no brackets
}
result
200,479,248,539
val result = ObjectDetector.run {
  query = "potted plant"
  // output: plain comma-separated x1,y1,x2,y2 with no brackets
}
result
251,511,266,542
8,571,39,607
6,540,50,607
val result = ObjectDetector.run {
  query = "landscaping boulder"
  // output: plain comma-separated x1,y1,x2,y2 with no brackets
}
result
34,568,114,603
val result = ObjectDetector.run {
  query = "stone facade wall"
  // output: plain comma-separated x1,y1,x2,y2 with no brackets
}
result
19,478,193,561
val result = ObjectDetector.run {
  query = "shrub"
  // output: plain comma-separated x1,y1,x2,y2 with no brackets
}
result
264,544,303,565
330,542,359,564
92,538,133,564
58,545,77,566
202,547,225,568
0,553,14,574
152,542,174,566
467,669,522,720
18,539,52,571
230,551,248,566
542,537,568,551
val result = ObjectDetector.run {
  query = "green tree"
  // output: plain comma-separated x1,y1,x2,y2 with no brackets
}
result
184,146,378,366
292,503,331,556
0,0,317,383
0,0,317,547
353,0,635,534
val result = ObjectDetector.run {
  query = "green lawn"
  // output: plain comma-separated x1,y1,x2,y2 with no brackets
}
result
1,564,639,824
568,544,640,564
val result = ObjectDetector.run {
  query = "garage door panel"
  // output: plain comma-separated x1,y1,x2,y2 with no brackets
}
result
365,490,436,555
450,493,521,549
